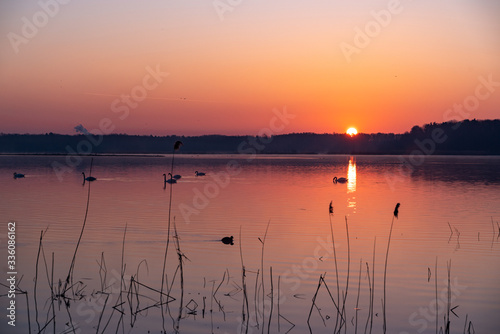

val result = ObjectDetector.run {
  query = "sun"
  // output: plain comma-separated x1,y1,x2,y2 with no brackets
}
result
346,127,358,136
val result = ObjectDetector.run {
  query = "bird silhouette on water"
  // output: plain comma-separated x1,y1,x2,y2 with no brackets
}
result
333,176,348,184
163,173,177,184
221,236,234,245
82,172,96,182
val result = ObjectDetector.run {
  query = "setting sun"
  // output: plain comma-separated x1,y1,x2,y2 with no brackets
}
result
346,127,358,136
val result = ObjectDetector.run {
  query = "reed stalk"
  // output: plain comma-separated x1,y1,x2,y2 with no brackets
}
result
65,158,94,292
355,258,362,334
173,222,185,333
239,226,249,334
161,140,182,331
254,269,260,329
260,220,271,333
329,215,341,333
370,237,375,334
51,252,55,334
34,230,44,332
116,224,128,332
277,275,281,333
339,216,351,333
491,217,496,248
383,203,400,334
267,266,274,334
435,257,438,334
445,260,451,334
307,274,323,332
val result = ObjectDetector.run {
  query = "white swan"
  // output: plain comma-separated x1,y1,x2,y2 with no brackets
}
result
163,173,177,184
195,171,206,176
13,172,25,178
333,176,348,184
82,172,97,181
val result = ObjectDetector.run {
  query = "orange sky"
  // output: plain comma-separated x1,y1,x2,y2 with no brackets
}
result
1,0,499,135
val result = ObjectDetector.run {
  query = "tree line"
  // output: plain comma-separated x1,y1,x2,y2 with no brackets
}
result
1,119,499,155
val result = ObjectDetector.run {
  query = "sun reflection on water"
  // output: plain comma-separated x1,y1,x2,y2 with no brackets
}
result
347,156,356,211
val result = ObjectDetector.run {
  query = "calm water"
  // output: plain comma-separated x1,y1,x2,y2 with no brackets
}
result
1,154,499,334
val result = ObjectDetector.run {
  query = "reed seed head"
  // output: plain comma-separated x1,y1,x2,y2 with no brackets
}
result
394,203,400,219
174,140,183,151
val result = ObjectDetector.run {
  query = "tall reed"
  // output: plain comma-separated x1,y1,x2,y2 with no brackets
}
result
383,203,400,334
64,158,94,293
173,221,186,333
114,223,128,332
435,257,438,334
160,140,182,331
340,215,351,333
239,226,249,334
328,205,341,333
355,258,362,334
34,230,44,332
260,220,271,334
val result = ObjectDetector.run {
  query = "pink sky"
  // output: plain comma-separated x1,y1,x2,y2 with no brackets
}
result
1,0,499,135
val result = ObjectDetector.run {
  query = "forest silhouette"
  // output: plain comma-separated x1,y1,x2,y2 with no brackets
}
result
1,119,499,155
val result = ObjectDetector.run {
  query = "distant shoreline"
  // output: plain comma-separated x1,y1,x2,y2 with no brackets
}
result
1,152,499,157
1,119,499,155
0,152,166,158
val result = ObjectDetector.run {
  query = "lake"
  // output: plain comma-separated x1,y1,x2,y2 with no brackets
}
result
1,154,499,334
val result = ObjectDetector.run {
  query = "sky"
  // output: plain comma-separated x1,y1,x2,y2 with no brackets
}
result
1,0,499,136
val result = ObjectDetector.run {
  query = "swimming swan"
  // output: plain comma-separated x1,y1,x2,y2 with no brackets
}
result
82,172,96,181
333,176,348,184
163,173,177,184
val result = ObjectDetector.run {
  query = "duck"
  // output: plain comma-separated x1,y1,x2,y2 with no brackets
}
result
333,176,348,184
82,172,96,182
163,173,177,184
221,236,234,245
195,171,206,176
13,172,25,178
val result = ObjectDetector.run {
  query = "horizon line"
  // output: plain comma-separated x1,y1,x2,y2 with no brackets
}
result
2,117,499,138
